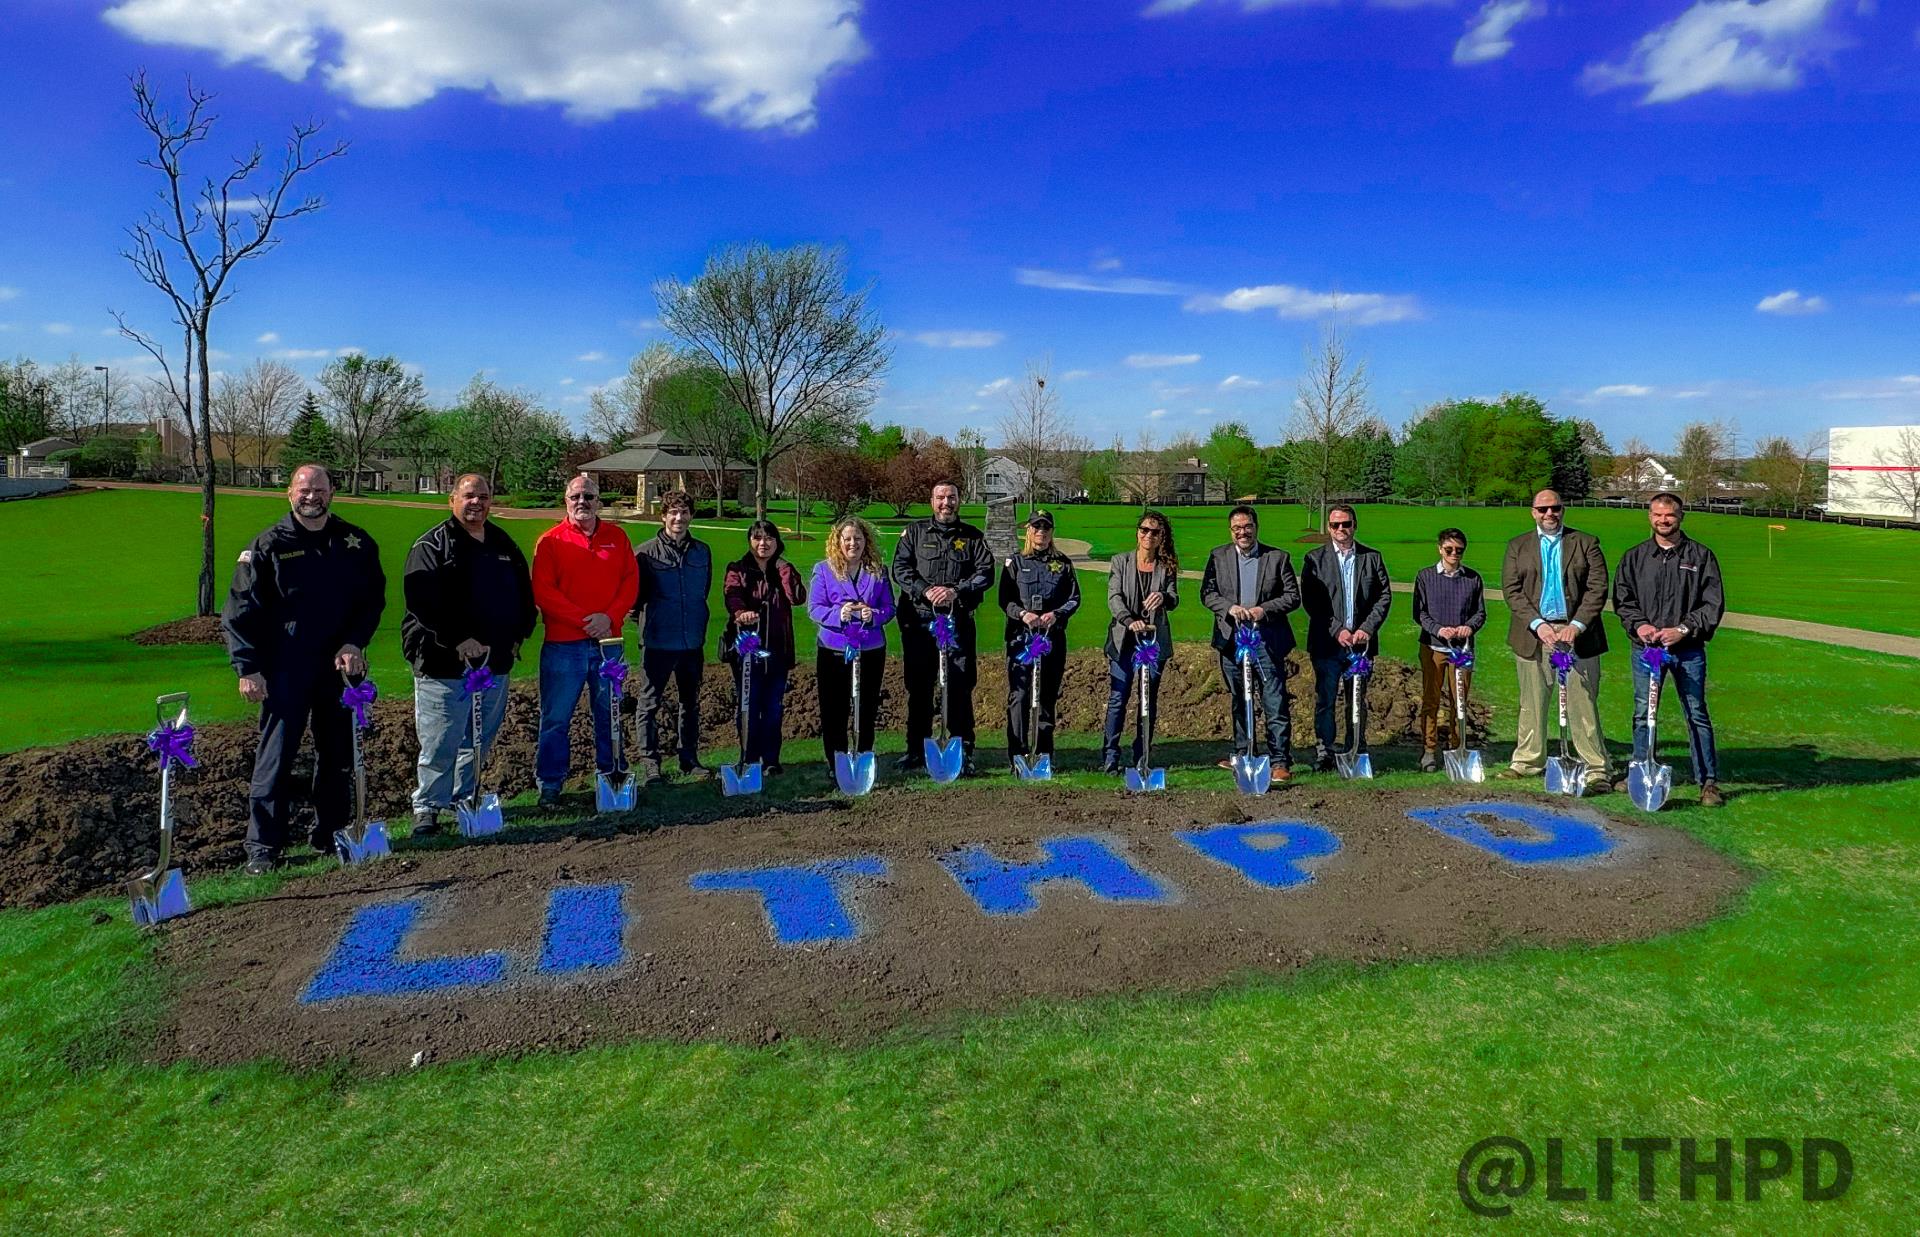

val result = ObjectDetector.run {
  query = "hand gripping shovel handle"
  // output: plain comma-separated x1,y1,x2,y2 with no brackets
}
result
342,670,369,839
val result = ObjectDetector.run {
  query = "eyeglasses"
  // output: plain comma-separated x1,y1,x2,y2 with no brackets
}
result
1137,526,1163,536
1440,545,1464,555
1328,520,1354,529
1533,504,1563,513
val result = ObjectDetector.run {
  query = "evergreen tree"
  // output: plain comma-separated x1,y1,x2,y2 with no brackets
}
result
281,392,338,471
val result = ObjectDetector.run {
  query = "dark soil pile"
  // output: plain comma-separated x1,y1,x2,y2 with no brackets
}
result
152,784,1747,1070
0,647,1487,911
127,616,226,646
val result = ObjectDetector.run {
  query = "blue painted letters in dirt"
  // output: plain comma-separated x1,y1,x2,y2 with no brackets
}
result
1405,801,1614,865
302,900,508,1003
1175,822,1341,888
688,858,888,944
538,884,629,974
939,836,1171,916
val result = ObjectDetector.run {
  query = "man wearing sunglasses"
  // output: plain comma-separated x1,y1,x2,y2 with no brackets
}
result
1300,505,1391,771
1498,489,1612,791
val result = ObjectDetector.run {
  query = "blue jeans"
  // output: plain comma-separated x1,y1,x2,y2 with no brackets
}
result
1312,654,1367,756
732,657,789,766
536,639,618,791
1103,655,1162,766
1631,644,1718,784
412,673,510,811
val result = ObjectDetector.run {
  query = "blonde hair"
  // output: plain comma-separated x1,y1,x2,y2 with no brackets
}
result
1021,524,1055,556
826,516,883,579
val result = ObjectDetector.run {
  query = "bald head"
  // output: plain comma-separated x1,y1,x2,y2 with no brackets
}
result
1531,489,1564,534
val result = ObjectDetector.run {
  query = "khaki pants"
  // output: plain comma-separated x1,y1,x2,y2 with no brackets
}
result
1416,646,1472,752
1511,644,1610,783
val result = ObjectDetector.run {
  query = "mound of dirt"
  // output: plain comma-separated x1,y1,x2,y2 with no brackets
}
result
152,784,1747,1070
127,616,226,646
0,646,1487,911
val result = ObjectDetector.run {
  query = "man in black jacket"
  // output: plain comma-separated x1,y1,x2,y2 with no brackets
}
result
222,463,386,873
1611,492,1729,806
1298,505,1391,771
891,481,994,775
401,473,537,834
1200,505,1302,778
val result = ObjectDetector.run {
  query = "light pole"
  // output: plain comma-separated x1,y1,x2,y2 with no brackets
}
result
93,365,110,435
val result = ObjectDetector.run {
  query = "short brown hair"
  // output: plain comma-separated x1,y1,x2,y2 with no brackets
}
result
660,489,693,515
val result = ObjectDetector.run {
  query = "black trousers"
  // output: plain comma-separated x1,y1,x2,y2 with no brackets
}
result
1005,638,1067,759
901,625,977,749
638,646,703,767
247,663,353,860
818,645,885,758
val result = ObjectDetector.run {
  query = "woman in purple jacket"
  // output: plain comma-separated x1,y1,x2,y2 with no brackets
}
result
808,516,895,770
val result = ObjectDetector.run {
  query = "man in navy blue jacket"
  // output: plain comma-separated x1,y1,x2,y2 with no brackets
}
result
633,489,713,781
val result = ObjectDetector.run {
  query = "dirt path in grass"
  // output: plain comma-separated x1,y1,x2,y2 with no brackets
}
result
150,783,1745,1070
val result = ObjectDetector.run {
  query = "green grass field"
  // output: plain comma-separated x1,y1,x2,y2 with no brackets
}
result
2,489,1918,1230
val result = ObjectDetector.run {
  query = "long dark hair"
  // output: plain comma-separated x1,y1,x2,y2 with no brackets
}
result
744,519,786,564
1138,509,1178,572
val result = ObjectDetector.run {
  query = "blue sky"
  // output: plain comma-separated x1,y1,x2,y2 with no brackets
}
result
2,0,1917,449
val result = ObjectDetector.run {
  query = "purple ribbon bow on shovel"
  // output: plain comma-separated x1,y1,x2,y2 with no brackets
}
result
1347,651,1372,678
1133,640,1162,671
931,613,957,651
146,720,197,770
734,630,768,660
599,658,628,691
1233,625,1262,662
1443,646,1475,670
463,664,496,695
1017,632,1052,666
1549,647,1577,683
843,618,863,663
340,678,378,729
1638,645,1668,675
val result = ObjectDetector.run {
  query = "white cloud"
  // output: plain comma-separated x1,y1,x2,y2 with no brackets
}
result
1756,289,1829,315
1126,353,1202,368
912,330,1005,349
1185,283,1422,325
559,377,576,386
1454,0,1543,65
0,286,19,301
1903,293,1920,306
44,322,73,335
1218,374,1265,390
256,331,280,344
1146,408,1169,419
1592,383,1653,397
271,346,355,359
576,350,607,362
1015,267,1189,296
102,0,868,130
1060,369,1093,381
1584,0,1841,105
977,377,1012,397
1090,256,1124,272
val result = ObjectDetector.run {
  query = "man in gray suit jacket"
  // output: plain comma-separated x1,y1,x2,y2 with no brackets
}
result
1299,505,1392,770
1200,505,1302,777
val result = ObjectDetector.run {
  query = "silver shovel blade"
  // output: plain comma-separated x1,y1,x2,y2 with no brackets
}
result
1125,767,1167,793
1627,759,1672,812
129,869,190,927
833,751,876,796
596,773,636,813
1335,751,1374,780
721,762,763,797
457,794,505,837
1544,758,1588,797
1444,749,1486,784
1013,753,1053,781
334,820,391,864
1232,754,1272,795
924,736,965,783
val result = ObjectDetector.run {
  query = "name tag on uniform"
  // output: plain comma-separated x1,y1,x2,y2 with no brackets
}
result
1679,564,1697,573
279,549,306,561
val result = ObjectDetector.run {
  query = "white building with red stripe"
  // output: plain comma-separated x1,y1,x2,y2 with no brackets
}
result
1827,425,1920,522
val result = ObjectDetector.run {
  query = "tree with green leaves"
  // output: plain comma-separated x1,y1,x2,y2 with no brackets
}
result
0,360,55,454
1199,421,1265,500
652,363,754,517
319,354,425,495
281,391,337,472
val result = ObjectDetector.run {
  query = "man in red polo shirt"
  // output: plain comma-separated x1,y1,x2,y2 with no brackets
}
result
531,473,638,806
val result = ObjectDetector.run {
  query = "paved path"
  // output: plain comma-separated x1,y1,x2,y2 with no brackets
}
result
1060,539,1920,660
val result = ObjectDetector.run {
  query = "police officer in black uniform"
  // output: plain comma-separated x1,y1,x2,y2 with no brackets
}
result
222,463,387,873
997,508,1080,772
890,480,994,775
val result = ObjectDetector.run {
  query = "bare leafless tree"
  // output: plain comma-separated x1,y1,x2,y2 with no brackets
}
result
585,341,681,447
115,72,346,614
1289,323,1373,528
236,358,303,486
995,358,1075,514
318,354,424,494
656,243,891,521
208,372,248,483
1869,427,1920,522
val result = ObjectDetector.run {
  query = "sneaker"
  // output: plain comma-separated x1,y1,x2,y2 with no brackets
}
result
1583,779,1611,796
1101,756,1122,776
244,853,278,876
679,761,714,781
1313,754,1336,773
1700,781,1726,808
767,763,784,776
961,755,982,778
1216,757,1236,770
412,809,441,838
537,786,564,809
1419,749,1440,773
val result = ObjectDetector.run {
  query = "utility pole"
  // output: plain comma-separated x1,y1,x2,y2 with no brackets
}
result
94,365,111,435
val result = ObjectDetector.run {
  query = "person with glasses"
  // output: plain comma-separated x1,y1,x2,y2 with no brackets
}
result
997,508,1081,774
1498,488,1612,791
531,473,638,807
1411,528,1486,772
1199,504,1302,780
1102,510,1181,775
1300,505,1392,771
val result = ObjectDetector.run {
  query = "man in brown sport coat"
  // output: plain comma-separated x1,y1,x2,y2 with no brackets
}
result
1498,488,1611,790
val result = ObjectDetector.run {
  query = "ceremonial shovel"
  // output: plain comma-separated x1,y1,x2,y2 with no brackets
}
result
923,607,965,783
832,621,876,796
1441,643,1484,784
334,671,391,863
1230,625,1271,796
1627,645,1673,812
129,692,193,927
1334,652,1373,780
1125,635,1166,793
1011,626,1053,781
456,659,506,836
594,638,636,812
1543,645,1587,797
721,623,765,797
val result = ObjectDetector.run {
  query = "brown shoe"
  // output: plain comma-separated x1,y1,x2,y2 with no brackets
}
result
1700,781,1726,808
1494,767,1529,780
1217,757,1235,770
1273,766,1293,783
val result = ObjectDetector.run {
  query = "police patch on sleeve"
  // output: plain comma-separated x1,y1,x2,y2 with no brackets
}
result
237,549,253,563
